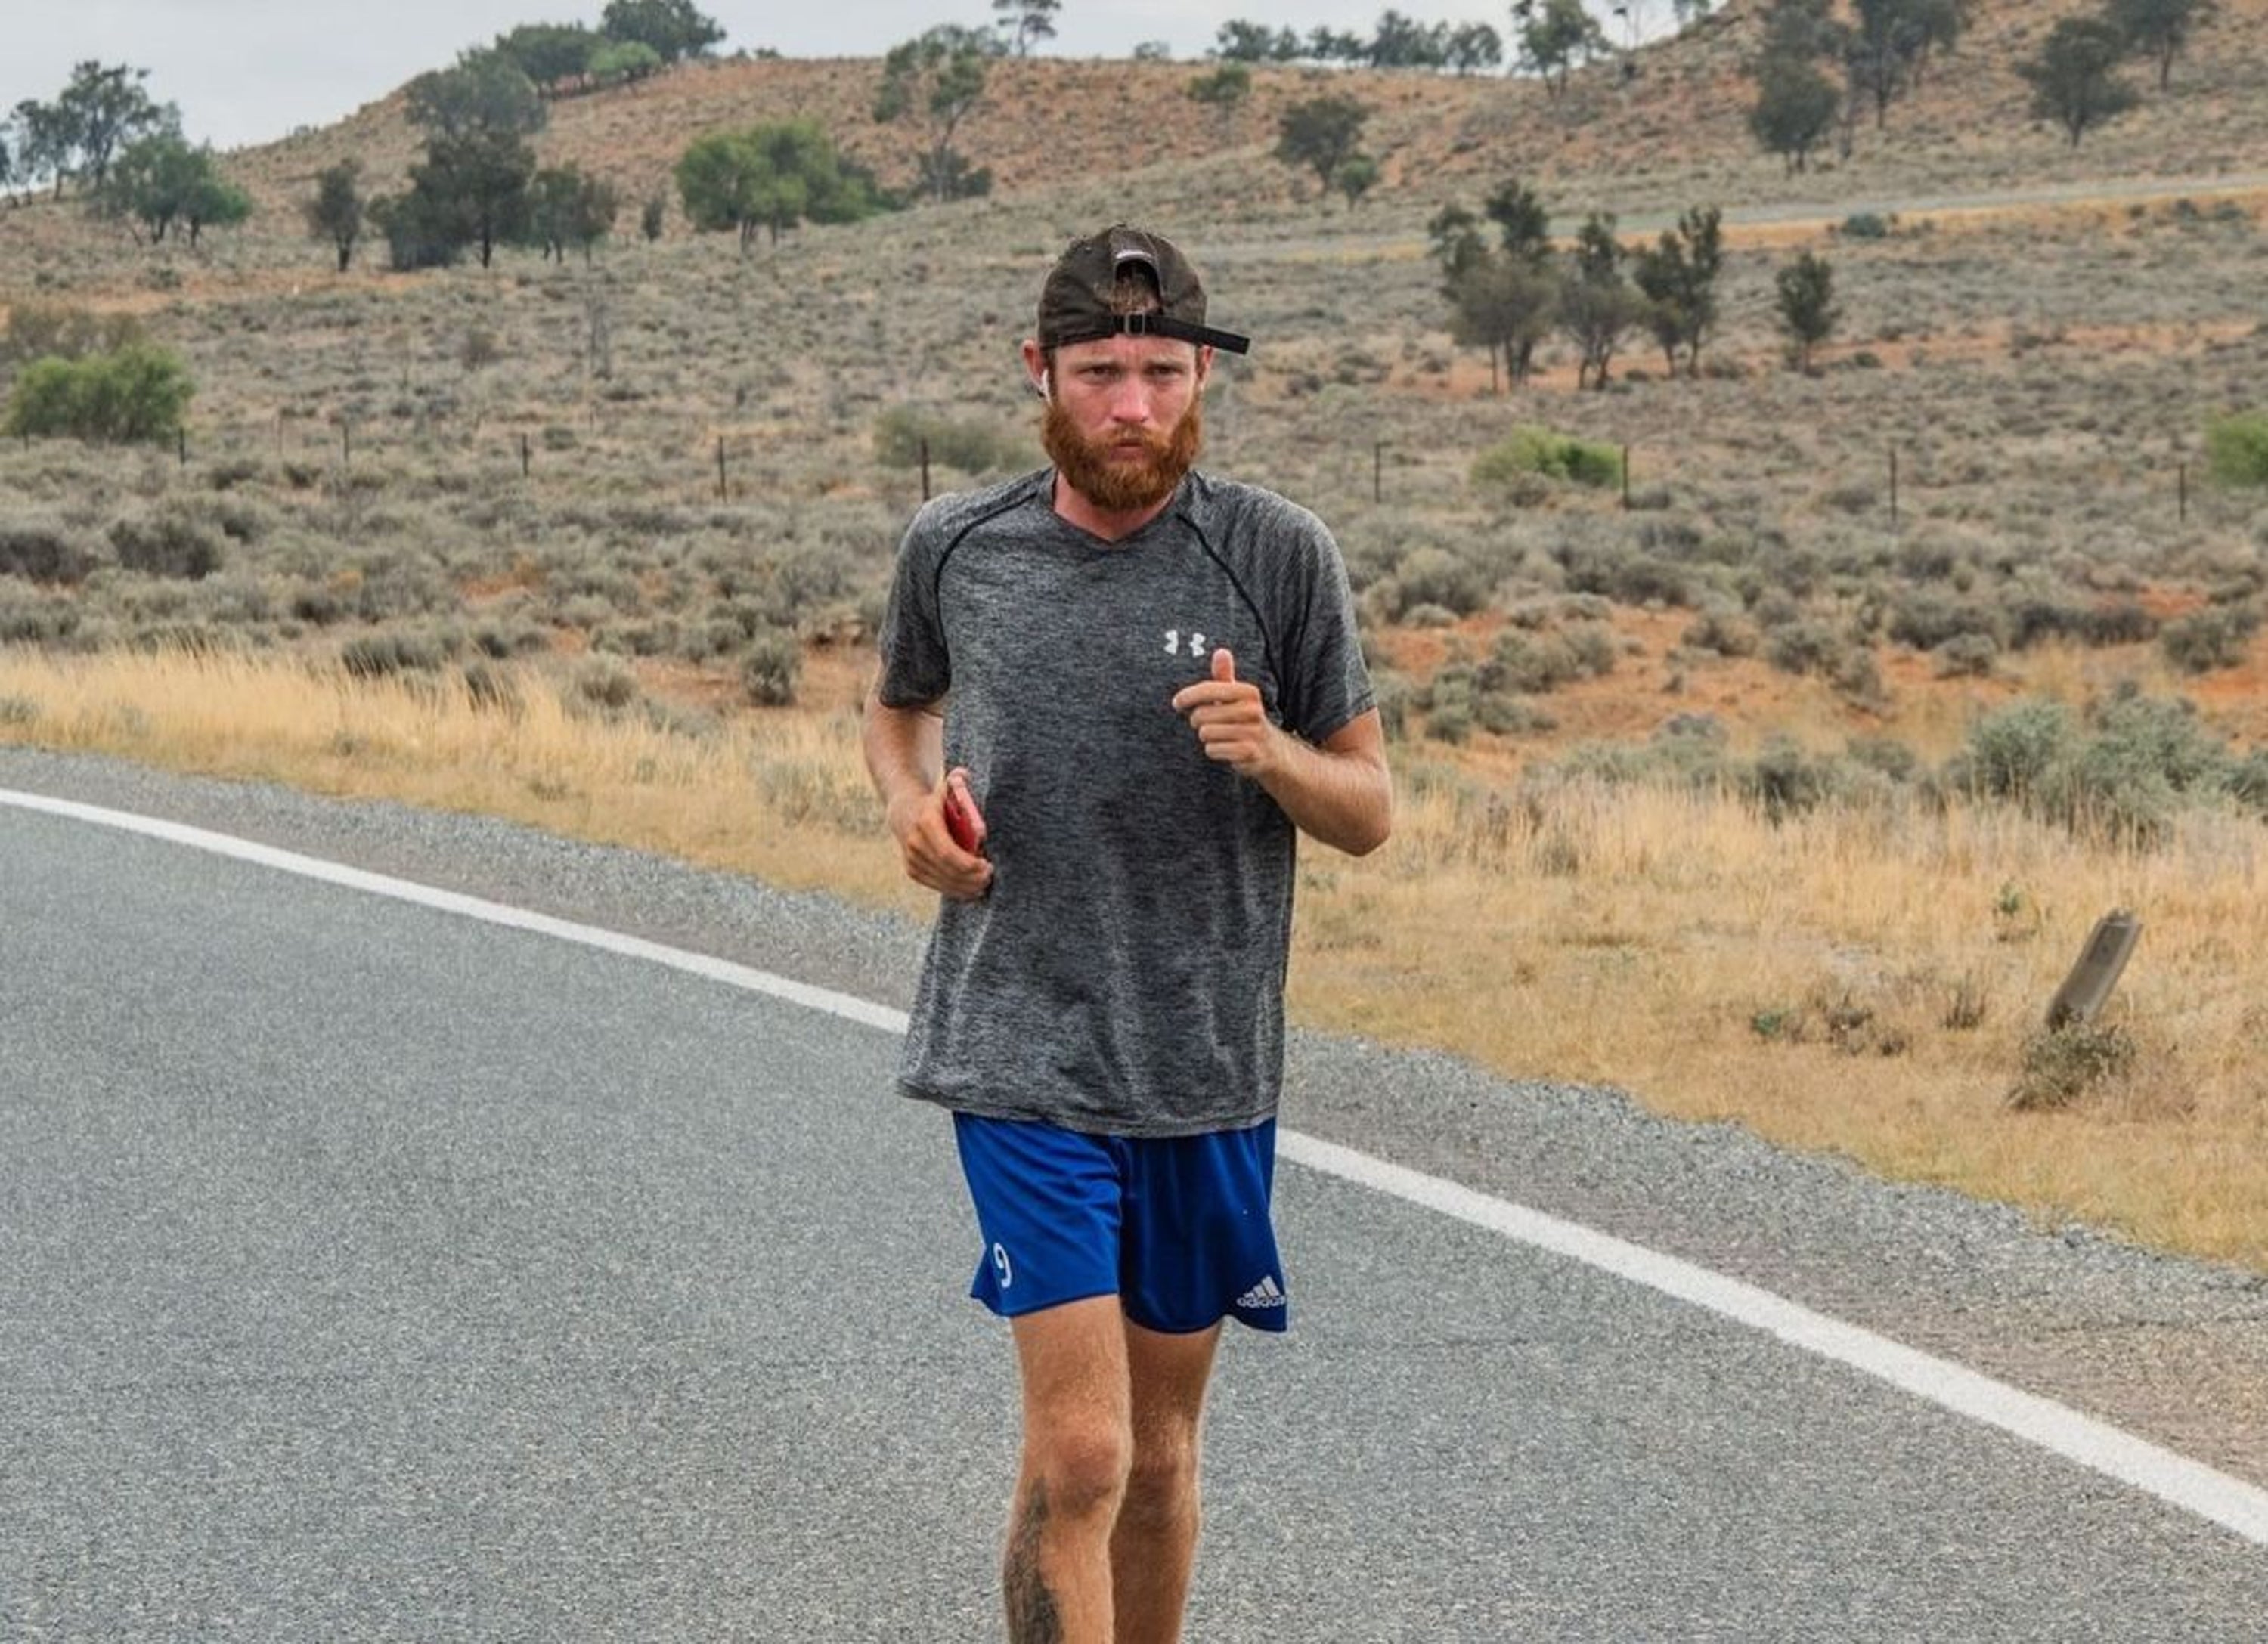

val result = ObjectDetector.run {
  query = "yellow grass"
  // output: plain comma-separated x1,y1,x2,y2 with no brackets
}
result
6,646,2265,1271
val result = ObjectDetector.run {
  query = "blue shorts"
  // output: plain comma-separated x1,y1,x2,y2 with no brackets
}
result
951,1113,1288,1335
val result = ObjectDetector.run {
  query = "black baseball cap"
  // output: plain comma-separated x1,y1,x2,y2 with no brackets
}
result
1036,224,1252,356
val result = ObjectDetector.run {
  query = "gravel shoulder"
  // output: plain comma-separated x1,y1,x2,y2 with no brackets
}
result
7,744,2263,1490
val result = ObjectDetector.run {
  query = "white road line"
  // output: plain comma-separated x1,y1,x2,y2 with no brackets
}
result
9,783,2268,1549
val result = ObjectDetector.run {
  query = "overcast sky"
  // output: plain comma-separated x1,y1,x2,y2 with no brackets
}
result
3,1,1645,153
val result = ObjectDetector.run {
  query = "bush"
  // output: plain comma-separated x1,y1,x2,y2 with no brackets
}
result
2204,411,2268,488
0,519,100,585
1392,546,1488,617
872,405,1024,474
742,627,802,706
3,343,194,444
1888,589,2002,652
1840,212,1892,239
2160,605,2258,673
1763,618,1849,678
1960,700,2073,802
1471,426,1625,492
2009,1022,2136,1111
109,510,225,580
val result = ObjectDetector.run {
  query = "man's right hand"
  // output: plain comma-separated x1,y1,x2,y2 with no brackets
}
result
888,766,993,902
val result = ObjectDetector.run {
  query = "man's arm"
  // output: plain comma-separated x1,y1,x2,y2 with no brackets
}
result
862,680,993,899
1171,649,1393,857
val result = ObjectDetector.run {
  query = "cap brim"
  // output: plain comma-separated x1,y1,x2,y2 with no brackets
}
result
1044,314,1251,355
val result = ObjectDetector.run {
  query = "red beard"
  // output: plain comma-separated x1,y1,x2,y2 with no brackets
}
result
1040,396,1204,515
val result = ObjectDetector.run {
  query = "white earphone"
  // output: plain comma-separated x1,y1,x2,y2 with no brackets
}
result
1034,370,1052,403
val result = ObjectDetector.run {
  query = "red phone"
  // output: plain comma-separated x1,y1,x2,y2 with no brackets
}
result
944,769,985,856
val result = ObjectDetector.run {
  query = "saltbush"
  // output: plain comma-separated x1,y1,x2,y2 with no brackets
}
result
2159,605,2259,674
3,344,194,445
872,405,1024,474
2204,411,2268,488
1471,426,1625,493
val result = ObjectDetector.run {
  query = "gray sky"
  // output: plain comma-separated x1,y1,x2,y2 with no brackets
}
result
2,1,1635,153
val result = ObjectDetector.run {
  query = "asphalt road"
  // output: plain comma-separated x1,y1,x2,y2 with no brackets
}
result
5,768,2267,1640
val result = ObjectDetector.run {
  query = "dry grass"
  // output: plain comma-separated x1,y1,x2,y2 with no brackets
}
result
6,646,2266,1271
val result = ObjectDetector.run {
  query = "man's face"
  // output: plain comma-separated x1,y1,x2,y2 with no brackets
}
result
1038,335,1209,515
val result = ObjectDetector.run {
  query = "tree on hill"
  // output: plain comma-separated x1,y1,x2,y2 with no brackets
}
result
54,61,175,192
493,23,606,93
875,27,997,205
1185,63,1252,138
304,160,365,272
1448,255,1558,393
2019,17,2142,147
382,51,546,271
1749,51,1841,173
1774,250,1838,371
2107,0,2217,91
104,134,249,247
406,50,545,142
9,100,76,197
1368,10,1450,68
1214,20,1300,60
1515,0,1608,98
1274,94,1371,197
525,164,620,262
1631,205,1723,378
589,41,665,88
993,0,1061,57
1445,23,1506,75
677,121,878,252
1334,152,1380,209
600,0,724,64
1560,213,1644,389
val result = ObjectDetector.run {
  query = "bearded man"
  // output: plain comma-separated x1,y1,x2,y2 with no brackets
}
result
863,224,1393,1644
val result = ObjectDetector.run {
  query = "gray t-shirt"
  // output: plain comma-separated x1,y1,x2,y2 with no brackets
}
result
875,467,1374,1138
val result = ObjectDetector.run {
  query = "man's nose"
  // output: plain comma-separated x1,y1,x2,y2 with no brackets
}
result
1105,379,1156,423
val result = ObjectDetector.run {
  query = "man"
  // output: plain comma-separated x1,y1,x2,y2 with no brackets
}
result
863,224,1391,1643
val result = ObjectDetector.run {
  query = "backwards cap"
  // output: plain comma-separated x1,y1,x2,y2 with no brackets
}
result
1036,224,1251,356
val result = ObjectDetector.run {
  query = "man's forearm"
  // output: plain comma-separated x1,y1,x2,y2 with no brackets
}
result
1255,726,1392,858
863,693,945,832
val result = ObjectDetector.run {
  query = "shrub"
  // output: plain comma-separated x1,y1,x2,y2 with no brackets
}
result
872,405,1024,474
2204,411,2268,488
1934,633,1999,676
1840,212,1892,239
110,511,225,580
1888,589,2002,651
2160,605,2258,673
1763,618,1849,677
0,519,100,585
1471,426,1625,492
3,344,194,444
1960,701,2074,802
2009,1023,2136,1110
341,629,452,677
742,627,802,706
1392,546,1488,617
1681,606,1761,658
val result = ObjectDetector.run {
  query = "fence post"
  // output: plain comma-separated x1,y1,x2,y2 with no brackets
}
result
1373,440,1383,505
2046,909,2142,1030
178,428,187,468
920,438,932,503
341,420,352,467
1888,445,1898,526
521,432,531,478
2179,461,2188,525
717,436,727,502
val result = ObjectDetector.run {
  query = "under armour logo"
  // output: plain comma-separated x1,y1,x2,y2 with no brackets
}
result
1163,628,1208,658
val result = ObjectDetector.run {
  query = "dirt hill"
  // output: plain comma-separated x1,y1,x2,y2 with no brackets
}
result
215,0,2268,230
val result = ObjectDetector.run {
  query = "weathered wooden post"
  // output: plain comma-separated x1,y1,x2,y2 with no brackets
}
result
2045,909,2142,1029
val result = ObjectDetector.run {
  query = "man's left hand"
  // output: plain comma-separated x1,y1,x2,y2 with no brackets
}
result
1172,648,1278,778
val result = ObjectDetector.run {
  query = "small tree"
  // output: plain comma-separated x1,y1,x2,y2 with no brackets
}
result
1186,63,1251,138
54,61,175,192
10,99,75,198
406,51,546,142
993,0,1061,56
1449,255,1558,392
1775,250,1839,371
1516,0,1608,98
1560,214,1642,389
875,27,996,205
493,23,605,91
1215,20,1300,60
526,164,619,262
2019,17,2141,147
589,41,665,87
678,121,875,252
1445,23,1505,74
104,133,206,243
1749,51,1841,172
2106,0,2215,91
640,193,667,241
599,0,725,63
1334,153,1380,210
305,159,364,271
1274,94,1370,197
1631,205,1723,377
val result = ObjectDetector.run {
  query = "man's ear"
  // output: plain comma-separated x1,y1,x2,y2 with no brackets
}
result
1196,343,1215,390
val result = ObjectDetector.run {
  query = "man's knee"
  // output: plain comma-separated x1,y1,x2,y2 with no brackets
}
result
1026,1413,1133,1517
1120,1425,1201,1525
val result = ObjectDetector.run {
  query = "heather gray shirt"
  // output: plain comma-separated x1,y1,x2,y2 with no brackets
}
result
876,468,1374,1137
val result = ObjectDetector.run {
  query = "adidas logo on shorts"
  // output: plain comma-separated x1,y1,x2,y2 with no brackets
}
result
1235,1275,1287,1311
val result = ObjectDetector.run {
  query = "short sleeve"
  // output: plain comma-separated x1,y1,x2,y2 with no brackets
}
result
875,508,952,709
1278,520,1374,745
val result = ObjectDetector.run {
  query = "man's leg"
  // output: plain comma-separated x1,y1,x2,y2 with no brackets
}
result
1110,1319,1222,1644
1006,1295,1132,1643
